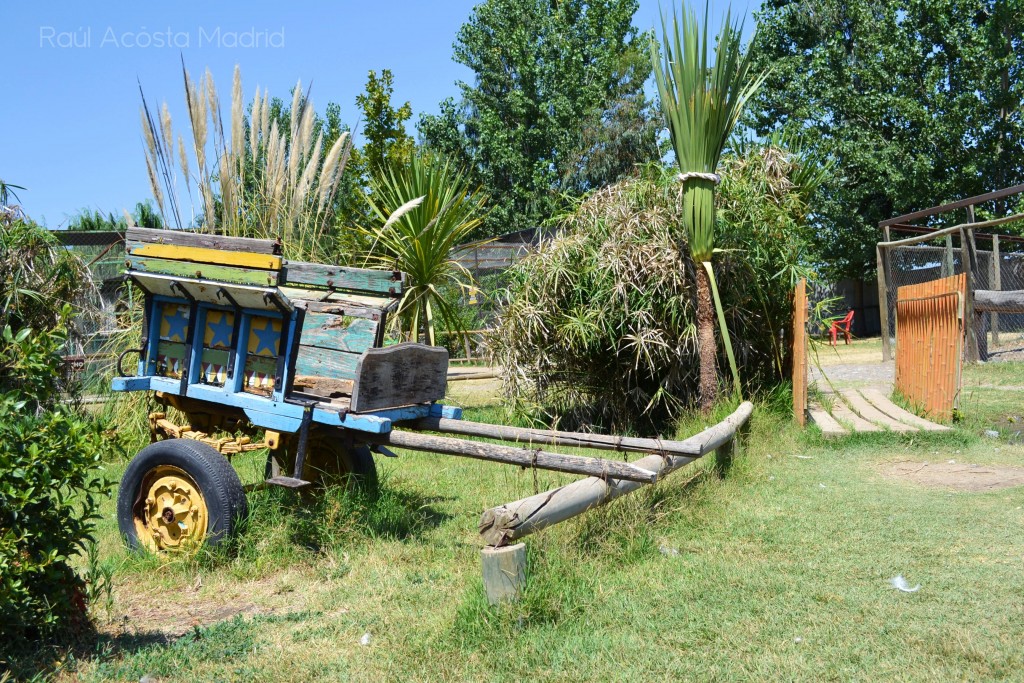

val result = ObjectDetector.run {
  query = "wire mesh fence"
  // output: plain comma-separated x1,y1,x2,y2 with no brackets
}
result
55,231,126,392
880,229,1024,360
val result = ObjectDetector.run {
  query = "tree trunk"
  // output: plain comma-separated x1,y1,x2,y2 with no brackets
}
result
695,263,718,412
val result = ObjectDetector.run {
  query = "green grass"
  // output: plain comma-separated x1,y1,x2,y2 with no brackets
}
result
13,365,1024,682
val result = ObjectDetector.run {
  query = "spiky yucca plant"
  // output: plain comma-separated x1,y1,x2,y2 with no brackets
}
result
651,4,765,411
361,154,488,346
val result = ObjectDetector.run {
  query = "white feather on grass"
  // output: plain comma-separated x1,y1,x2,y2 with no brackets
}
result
889,575,921,593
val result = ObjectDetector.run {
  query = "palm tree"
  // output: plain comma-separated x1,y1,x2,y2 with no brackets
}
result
361,153,489,346
651,4,765,411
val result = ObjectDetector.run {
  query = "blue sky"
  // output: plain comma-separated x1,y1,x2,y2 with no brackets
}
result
3,0,753,227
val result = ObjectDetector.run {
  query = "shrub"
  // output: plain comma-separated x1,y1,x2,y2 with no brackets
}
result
488,152,813,433
0,316,117,643
0,216,94,336
0,219,115,644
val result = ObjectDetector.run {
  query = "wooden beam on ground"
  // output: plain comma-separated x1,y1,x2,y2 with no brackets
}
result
477,402,753,547
830,398,882,432
367,429,660,484
408,416,702,457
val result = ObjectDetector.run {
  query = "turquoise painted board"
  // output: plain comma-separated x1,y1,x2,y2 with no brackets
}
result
282,261,403,296
294,345,360,380
299,313,378,354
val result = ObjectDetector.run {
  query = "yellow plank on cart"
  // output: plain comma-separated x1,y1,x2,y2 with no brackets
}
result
131,243,282,271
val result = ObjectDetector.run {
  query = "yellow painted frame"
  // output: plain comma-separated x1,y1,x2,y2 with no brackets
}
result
131,243,282,270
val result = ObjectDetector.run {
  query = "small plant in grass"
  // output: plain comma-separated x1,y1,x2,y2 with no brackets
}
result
651,3,766,411
361,153,489,345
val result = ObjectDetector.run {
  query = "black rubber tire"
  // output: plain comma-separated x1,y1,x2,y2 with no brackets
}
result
287,431,378,491
117,439,248,551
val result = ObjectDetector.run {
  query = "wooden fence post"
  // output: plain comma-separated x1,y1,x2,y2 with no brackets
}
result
482,543,526,605
877,245,892,362
992,235,1001,346
792,278,808,426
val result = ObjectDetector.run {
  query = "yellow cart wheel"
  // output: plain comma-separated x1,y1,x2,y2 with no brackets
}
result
118,439,247,552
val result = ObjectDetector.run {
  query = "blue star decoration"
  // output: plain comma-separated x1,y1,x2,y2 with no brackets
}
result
163,307,189,341
207,312,234,348
251,319,280,356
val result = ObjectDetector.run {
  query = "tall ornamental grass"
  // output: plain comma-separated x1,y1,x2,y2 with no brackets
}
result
140,64,351,261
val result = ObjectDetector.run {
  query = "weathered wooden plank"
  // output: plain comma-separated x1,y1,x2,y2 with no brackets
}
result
279,286,393,313
367,429,659,483
294,345,360,381
478,402,753,546
350,343,448,412
808,405,848,439
858,389,950,431
409,417,702,456
126,226,279,254
129,243,282,271
127,255,280,287
282,261,404,296
128,272,292,312
841,390,916,432
830,397,882,432
299,313,378,354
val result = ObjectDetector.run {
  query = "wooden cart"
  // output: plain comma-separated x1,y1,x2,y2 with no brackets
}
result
112,228,679,552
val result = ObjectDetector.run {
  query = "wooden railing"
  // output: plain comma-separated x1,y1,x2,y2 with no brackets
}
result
476,402,753,603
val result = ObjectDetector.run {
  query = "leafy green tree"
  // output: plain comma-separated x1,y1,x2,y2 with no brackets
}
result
419,0,655,236
747,0,1024,280
355,69,415,173
66,201,164,231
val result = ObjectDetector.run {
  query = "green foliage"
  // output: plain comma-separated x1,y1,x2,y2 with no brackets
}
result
0,178,27,207
65,201,164,231
355,69,415,174
419,0,655,236
489,157,810,432
361,154,489,345
0,316,116,643
747,0,1024,279
0,217,94,341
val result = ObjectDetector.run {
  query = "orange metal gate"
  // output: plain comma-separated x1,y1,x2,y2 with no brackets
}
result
894,274,965,420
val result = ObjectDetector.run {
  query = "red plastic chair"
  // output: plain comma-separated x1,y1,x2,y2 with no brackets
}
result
830,310,855,346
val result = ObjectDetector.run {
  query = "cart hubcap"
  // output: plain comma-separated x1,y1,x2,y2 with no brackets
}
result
135,465,208,551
